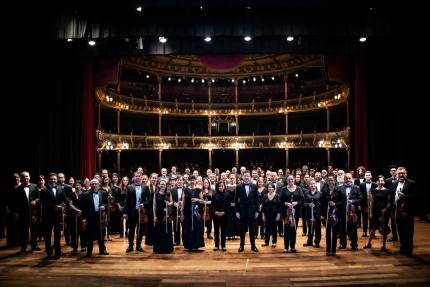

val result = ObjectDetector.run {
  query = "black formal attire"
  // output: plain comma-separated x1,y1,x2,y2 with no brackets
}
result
255,188,266,239
124,183,150,249
145,184,158,245
340,184,361,249
359,181,377,235
60,183,73,245
182,188,205,250
40,184,67,257
153,191,174,253
280,186,304,251
171,186,187,245
202,190,213,237
323,187,346,255
80,189,108,255
304,190,322,246
212,190,230,249
6,185,20,247
261,193,280,245
369,188,391,230
226,186,240,238
16,183,39,250
300,184,310,235
235,183,259,249
393,179,416,255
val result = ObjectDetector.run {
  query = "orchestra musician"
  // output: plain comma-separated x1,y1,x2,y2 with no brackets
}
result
212,180,230,251
303,179,322,248
340,173,361,251
153,179,174,253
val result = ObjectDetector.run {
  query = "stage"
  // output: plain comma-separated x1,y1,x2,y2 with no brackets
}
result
1,219,429,286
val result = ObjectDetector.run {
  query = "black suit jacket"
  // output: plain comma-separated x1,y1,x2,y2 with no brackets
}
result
359,181,377,208
171,186,188,213
80,189,108,224
392,179,416,215
235,183,259,218
124,184,150,217
16,183,39,224
340,184,361,207
40,184,67,223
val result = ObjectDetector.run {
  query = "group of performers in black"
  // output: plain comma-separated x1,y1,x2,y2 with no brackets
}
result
2,164,416,259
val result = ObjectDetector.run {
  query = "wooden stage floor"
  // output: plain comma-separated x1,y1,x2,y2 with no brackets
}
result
1,219,430,287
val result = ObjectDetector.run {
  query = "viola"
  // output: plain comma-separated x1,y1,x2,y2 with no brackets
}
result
284,195,295,226
327,204,338,226
108,192,117,212
139,206,148,224
100,208,108,228
347,200,358,223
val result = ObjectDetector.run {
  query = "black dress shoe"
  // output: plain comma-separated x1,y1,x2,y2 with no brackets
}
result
126,246,134,253
261,243,269,247
136,246,144,252
380,246,387,252
238,246,244,252
388,237,398,242
213,247,219,251
99,251,109,255
314,244,320,248
338,246,346,250
251,246,259,252
303,243,312,247
85,253,92,257
221,247,227,252
290,248,297,253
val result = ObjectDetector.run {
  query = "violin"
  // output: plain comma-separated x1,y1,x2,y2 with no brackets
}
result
378,209,391,235
100,208,108,228
327,204,338,226
108,191,116,212
347,198,358,223
139,205,148,224
30,198,40,225
284,195,295,226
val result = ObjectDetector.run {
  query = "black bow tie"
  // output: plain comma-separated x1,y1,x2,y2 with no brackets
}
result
345,184,351,188
92,191,98,194
135,184,141,187
244,184,249,186
366,182,371,184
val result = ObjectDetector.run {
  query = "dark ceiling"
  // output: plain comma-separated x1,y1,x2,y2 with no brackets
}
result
45,0,400,56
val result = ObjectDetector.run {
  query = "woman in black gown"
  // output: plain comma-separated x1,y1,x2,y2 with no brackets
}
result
212,180,230,251
226,175,240,240
364,175,391,251
153,179,174,253
181,175,205,251
261,183,280,247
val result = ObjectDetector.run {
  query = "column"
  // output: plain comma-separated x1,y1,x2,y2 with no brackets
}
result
208,80,212,104
157,75,162,101
284,74,288,100
208,149,212,169
158,114,162,136
159,149,163,169
235,115,239,136
326,148,331,166
117,150,121,173
234,81,238,104
326,107,330,132
285,148,289,168
285,113,288,134
117,109,121,133
347,148,351,170
208,116,211,136
97,103,101,130
235,149,239,167
98,151,102,172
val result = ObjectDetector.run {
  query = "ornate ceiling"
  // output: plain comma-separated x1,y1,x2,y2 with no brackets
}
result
122,54,322,78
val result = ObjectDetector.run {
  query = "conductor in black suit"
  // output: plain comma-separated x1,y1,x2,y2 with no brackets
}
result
235,171,259,252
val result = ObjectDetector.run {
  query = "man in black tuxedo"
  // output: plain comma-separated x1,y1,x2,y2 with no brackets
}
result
339,173,361,250
393,167,416,255
171,176,187,245
385,165,398,241
40,173,67,259
124,173,150,252
359,171,377,237
16,171,40,252
235,171,259,252
58,173,73,245
80,179,109,257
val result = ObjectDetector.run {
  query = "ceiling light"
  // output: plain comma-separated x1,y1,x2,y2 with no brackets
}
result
295,73,299,78
244,36,252,42
204,36,212,42
67,38,73,42
136,6,142,12
359,37,367,43
159,37,167,43
286,36,294,42
88,40,96,46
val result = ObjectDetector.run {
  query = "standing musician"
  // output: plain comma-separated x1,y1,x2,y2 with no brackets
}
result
68,180,83,255
261,183,280,248
341,173,361,251
393,167,416,256
145,173,159,246
40,173,67,259
202,178,213,239
364,175,391,251
280,175,304,253
181,175,205,251
303,179,322,248
153,179,174,253
80,179,109,257
235,171,260,253
323,176,346,256
16,171,39,252
124,173,150,253
212,181,230,251
171,175,186,246
384,165,398,242
359,171,377,238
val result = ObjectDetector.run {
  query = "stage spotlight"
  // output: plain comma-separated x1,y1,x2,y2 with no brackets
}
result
201,79,205,83
286,36,294,42
204,36,212,42
359,37,367,43
67,38,73,42
136,6,142,12
137,37,143,50
295,73,299,78
88,40,96,46
244,35,252,42
159,37,167,43
191,78,195,83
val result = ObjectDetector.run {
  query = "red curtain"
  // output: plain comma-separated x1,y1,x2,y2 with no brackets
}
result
80,58,119,179
326,55,368,169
